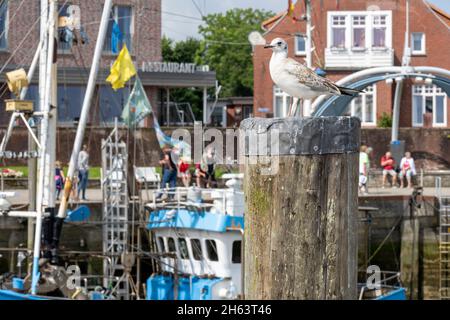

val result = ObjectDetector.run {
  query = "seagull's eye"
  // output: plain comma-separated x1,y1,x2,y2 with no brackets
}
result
277,42,282,46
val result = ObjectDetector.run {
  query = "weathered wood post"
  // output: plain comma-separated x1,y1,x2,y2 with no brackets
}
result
240,116,360,299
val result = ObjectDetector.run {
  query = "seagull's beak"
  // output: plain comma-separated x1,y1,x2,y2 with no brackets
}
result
264,44,274,49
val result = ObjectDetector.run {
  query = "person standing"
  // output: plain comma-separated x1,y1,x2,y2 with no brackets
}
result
156,148,177,199
359,145,370,195
399,152,416,188
381,151,397,188
77,144,89,200
203,146,217,188
55,161,65,200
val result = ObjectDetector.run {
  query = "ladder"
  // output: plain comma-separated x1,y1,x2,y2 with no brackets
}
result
437,177,450,299
101,124,129,300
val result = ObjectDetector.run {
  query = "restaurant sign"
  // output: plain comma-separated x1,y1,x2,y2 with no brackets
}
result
141,62,210,74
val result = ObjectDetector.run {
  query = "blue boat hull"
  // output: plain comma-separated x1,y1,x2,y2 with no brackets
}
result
374,287,407,300
146,275,223,300
0,290,47,300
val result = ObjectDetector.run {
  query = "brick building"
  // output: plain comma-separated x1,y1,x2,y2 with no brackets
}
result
253,0,450,128
0,0,215,127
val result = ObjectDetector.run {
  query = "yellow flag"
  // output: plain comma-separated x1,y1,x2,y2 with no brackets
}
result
106,44,137,90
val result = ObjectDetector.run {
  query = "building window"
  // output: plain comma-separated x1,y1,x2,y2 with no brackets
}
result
372,15,387,48
99,85,130,124
205,239,218,262
58,3,73,52
352,15,365,49
178,238,189,260
327,11,392,51
0,1,8,50
295,35,306,55
104,5,133,53
344,85,376,125
273,86,290,118
412,85,447,127
58,85,87,123
331,15,346,49
190,239,202,261
232,241,241,264
411,33,425,55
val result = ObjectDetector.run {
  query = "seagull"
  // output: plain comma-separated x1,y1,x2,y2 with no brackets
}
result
264,37,362,117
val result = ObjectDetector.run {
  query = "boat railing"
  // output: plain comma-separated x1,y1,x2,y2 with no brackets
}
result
148,186,243,216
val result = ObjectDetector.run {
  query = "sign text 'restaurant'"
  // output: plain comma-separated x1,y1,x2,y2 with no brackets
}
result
141,62,209,73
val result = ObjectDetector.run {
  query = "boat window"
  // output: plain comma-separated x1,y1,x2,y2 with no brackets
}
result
190,239,203,261
232,241,241,264
157,237,165,253
206,239,219,262
167,237,176,253
178,238,189,259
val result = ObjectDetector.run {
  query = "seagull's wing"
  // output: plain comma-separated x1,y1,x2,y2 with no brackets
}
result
283,58,341,95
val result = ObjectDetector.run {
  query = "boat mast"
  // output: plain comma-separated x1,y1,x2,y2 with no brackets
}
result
31,0,57,295
57,0,113,220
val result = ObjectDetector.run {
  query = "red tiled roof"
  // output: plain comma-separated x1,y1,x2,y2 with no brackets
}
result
261,11,286,30
426,1,450,27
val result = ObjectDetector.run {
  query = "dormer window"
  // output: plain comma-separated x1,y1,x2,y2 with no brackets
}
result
372,15,387,48
352,15,366,49
331,15,346,49
327,11,392,51
325,11,393,68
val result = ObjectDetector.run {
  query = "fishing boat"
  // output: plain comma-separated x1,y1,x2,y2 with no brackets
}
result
145,174,244,300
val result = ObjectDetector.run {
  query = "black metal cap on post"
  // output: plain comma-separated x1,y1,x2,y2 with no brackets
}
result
240,116,361,156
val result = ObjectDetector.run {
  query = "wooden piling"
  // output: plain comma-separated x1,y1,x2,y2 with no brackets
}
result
241,117,360,300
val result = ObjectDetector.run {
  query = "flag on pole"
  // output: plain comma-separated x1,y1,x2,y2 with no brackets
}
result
287,0,295,16
106,44,136,90
111,20,123,54
122,77,151,127
122,77,191,161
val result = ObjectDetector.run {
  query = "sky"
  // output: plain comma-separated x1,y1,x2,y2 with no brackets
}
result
162,0,450,41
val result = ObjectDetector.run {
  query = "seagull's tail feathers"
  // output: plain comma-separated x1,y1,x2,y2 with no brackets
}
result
337,86,363,96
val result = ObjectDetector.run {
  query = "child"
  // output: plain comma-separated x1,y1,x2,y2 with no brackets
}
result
55,161,65,200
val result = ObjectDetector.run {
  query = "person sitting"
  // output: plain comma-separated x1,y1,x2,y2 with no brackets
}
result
399,152,416,188
381,151,397,188
178,158,191,188
194,163,207,188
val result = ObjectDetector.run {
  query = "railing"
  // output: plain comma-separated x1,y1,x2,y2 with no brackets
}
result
358,271,403,300
149,186,242,216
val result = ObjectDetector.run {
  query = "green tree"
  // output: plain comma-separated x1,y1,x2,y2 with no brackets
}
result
162,36,203,119
197,8,274,97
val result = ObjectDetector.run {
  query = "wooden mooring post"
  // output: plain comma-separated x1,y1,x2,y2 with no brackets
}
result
240,116,360,299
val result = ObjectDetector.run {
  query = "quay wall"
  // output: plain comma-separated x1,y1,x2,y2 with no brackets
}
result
0,126,449,170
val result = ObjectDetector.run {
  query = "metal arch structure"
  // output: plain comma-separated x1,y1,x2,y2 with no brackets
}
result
312,66,450,117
